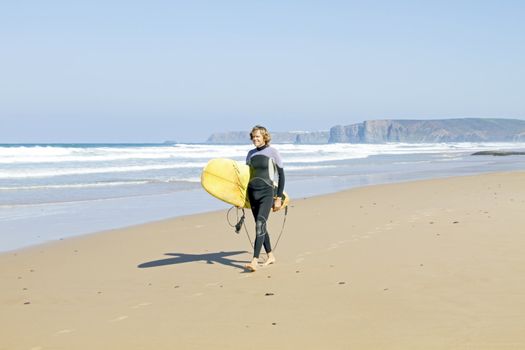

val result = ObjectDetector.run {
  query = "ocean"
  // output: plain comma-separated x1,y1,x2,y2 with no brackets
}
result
1,142,525,252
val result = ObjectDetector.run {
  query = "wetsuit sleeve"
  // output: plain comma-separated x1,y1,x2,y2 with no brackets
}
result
276,165,285,198
246,149,252,165
271,148,284,168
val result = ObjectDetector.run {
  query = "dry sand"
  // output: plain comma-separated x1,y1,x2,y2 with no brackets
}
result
1,172,525,350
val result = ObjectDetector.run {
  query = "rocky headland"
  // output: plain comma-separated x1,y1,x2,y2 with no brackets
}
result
206,118,525,144
472,151,525,156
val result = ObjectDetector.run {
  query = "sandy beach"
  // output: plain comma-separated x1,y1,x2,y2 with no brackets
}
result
1,171,525,350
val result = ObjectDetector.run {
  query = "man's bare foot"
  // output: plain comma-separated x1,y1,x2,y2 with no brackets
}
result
263,252,276,266
245,258,259,272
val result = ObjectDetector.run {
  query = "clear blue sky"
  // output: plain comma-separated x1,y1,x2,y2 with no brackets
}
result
1,0,524,143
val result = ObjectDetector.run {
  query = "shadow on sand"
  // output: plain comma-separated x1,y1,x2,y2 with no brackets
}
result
137,250,249,271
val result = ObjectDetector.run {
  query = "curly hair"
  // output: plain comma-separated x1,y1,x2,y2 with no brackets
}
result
249,125,271,144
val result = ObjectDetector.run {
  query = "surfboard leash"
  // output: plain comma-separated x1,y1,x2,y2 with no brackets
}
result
226,206,289,252
272,206,288,252
227,207,253,247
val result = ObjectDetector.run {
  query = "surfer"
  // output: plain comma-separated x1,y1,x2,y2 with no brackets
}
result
244,125,285,272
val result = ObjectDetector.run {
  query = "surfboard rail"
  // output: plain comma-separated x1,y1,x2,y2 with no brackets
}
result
201,158,289,209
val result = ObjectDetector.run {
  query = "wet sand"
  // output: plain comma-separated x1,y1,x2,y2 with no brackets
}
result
1,171,525,349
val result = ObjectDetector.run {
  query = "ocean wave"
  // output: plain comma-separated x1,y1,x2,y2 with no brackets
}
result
2,142,525,165
0,163,207,179
285,165,338,171
2,142,525,182
0,176,202,191
0,144,252,164
0,181,151,191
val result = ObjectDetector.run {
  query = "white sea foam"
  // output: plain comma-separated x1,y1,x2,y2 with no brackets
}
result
0,162,207,179
0,177,201,191
285,165,338,171
2,142,524,165
0,181,151,191
2,141,525,252
166,176,201,183
0,144,252,164
1,142,524,181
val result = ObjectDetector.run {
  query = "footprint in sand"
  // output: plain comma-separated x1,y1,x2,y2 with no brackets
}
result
205,281,222,287
296,251,312,259
132,302,152,309
55,329,74,335
109,315,129,322
295,257,305,263
324,243,339,251
384,222,397,230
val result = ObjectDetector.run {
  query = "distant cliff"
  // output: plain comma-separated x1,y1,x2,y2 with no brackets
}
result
329,118,525,143
295,131,330,144
206,118,525,144
206,131,330,144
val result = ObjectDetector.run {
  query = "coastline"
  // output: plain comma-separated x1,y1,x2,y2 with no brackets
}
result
3,145,525,253
1,171,525,349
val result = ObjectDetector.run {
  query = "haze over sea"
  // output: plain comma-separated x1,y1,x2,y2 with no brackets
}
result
1,141,525,252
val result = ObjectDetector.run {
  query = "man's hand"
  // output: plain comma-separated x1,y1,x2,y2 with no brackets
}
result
273,197,282,212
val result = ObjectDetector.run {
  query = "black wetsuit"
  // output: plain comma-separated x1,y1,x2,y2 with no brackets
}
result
246,145,285,259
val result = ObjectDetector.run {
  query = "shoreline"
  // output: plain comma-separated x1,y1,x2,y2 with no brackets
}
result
1,171,525,349
3,142,525,254
3,158,525,253
3,167,525,255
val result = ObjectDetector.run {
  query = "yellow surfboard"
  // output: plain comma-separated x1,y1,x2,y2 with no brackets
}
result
201,158,289,209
